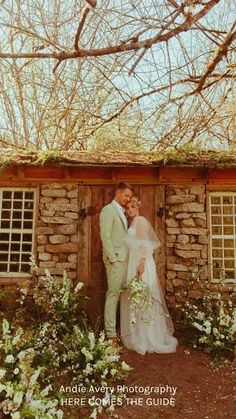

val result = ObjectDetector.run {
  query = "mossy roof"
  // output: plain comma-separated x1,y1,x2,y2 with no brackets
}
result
0,149,236,169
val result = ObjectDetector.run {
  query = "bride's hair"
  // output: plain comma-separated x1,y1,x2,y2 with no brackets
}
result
130,196,142,208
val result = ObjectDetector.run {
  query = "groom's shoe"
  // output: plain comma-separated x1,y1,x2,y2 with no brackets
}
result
106,337,123,353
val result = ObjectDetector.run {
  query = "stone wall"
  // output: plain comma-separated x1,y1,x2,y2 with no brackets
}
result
36,183,79,280
165,184,208,305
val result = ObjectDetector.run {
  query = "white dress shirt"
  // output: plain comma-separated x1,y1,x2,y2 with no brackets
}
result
112,199,128,230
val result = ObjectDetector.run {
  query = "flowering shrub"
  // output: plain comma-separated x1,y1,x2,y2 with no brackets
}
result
0,263,132,418
181,292,236,360
0,319,63,418
121,276,168,327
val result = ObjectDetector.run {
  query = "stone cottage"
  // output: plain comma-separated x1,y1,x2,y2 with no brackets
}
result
0,150,235,321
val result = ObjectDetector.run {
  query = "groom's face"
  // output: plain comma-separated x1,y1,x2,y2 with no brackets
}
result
115,188,132,207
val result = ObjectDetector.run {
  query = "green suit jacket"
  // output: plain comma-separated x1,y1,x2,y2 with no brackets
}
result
99,201,128,263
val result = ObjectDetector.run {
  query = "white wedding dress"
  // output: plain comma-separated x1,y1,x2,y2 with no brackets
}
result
120,216,178,355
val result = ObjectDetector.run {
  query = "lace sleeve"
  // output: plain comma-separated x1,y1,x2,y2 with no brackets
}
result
125,216,161,257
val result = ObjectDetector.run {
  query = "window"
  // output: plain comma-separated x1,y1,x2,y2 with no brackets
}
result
0,188,36,276
209,192,236,283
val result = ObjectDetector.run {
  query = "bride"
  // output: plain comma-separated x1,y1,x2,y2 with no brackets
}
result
120,197,178,355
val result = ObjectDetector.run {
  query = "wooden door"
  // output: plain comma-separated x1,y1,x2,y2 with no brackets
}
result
77,185,165,325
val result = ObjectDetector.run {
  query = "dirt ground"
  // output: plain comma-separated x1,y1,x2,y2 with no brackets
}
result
110,330,235,419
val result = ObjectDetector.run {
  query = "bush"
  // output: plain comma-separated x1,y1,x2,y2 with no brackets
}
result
0,263,132,418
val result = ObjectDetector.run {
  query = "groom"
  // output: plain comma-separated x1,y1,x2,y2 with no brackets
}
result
99,182,133,348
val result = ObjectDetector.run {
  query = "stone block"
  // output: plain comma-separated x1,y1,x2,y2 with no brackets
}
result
188,290,205,298
65,212,78,219
37,235,48,244
53,198,70,204
201,245,208,259
166,235,176,243
41,210,55,217
198,235,208,244
39,261,56,268
167,271,176,279
172,203,204,213
181,218,195,227
38,253,52,261
40,197,53,204
49,235,70,244
37,245,45,252
45,243,79,253
70,234,78,243
172,278,186,287
166,279,174,293
45,204,79,212
190,185,205,195
177,235,189,244
192,213,206,220
42,216,74,224
181,227,208,236
36,227,54,235
68,254,77,263
41,189,67,197
67,189,78,198
194,218,207,227
174,249,200,259
166,195,196,204
167,263,188,272
53,224,77,234
167,228,181,235
165,218,179,228
175,213,192,219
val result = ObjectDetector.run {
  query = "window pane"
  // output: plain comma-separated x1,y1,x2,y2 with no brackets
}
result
212,239,222,247
224,239,234,248
0,188,35,274
223,216,233,225
25,192,34,200
212,226,222,235
14,191,23,199
211,206,221,214
224,248,234,258
224,270,235,279
225,260,234,269
211,196,221,204
13,201,22,209
2,201,11,209
212,248,222,258
223,226,234,235
211,216,221,225
3,191,12,199
223,196,233,204
223,206,233,214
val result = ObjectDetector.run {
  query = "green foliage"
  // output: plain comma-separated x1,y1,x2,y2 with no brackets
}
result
0,265,132,418
180,289,236,362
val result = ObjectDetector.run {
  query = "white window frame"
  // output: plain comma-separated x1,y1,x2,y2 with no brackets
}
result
209,191,236,284
0,187,37,277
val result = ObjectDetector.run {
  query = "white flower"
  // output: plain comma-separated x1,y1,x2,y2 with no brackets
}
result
5,354,14,363
88,331,95,351
13,391,23,406
121,361,132,371
203,320,211,328
205,327,211,335
2,319,9,335
11,413,21,419
0,383,6,392
83,363,93,375
18,351,26,361
193,322,204,332
74,282,84,292
0,369,6,379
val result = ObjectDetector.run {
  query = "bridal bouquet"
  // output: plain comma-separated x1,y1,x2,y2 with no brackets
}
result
121,276,166,327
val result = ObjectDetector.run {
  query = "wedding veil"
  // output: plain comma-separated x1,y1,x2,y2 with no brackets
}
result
125,216,161,251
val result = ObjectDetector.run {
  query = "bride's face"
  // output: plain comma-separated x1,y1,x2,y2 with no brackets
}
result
126,202,139,218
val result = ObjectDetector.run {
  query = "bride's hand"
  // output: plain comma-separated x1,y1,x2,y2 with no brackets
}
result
137,258,145,277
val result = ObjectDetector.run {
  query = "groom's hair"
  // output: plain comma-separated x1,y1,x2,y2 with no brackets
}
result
115,182,133,192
